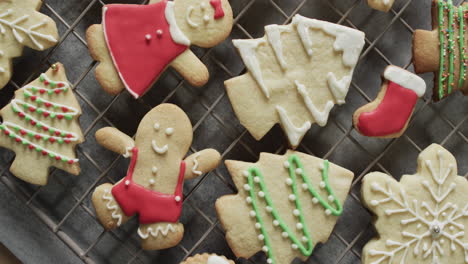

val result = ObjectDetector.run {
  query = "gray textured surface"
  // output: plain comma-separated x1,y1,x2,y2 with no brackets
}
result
0,0,467,263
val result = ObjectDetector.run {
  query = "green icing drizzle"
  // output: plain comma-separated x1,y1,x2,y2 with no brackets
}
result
458,6,467,89
438,1,447,100
447,0,455,94
244,155,342,264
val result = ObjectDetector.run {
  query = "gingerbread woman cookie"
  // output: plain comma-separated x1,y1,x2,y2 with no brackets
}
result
92,104,221,250
353,65,426,138
180,253,234,264
224,15,365,148
86,0,233,98
216,150,354,264
413,0,468,101
0,0,59,90
368,0,395,12
362,144,467,264
0,63,84,185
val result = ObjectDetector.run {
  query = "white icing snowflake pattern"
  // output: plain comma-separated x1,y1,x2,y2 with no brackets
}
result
362,144,468,264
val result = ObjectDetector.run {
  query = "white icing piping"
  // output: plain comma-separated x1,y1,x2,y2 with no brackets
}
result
152,140,168,154
191,153,202,176
232,39,270,98
137,224,175,239
102,189,123,226
295,81,334,126
165,2,191,46
186,6,199,28
383,66,426,97
276,106,311,148
327,72,351,105
265,25,289,70
122,146,134,158
207,256,230,264
0,9,57,50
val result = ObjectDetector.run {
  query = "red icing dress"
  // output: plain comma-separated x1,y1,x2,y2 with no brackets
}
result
112,147,186,224
103,1,189,98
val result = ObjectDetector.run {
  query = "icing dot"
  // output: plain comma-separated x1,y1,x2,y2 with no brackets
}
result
417,224,422,229
254,176,260,183
440,239,445,244
175,196,181,202
325,209,331,215
152,166,158,174
246,197,252,204
267,259,273,264
328,195,334,202
258,234,264,240
289,194,296,201
286,178,293,186
165,127,174,135
273,220,279,226
442,212,447,217
307,49,313,56
283,161,290,168
255,223,261,229
156,29,163,37
296,223,303,229
244,184,251,191
262,246,268,252
449,226,455,231
145,34,152,40
203,15,210,22
302,183,308,190
295,168,303,175
319,181,326,188
291,244,298,250
125,180,130,186
249,211,256,217
302,236,308,242
154,123,160,130
282,232,288,238
149,179,155,185
371,182,380,191
293,209,300,216
370,200,379,206
312,198,319,204
266,206,273,213
258,191,265,198
242,171,249,177
425,212,430,217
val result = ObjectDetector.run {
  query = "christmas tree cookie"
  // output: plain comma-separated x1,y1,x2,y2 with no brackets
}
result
353,66,426,138
224,15,365,149
216,151,354,264
0,0,59,90
86,0,233,98
0,63,84,185
413,0,468,101
92,104,221,250
362,144,467,264
368,0,395,12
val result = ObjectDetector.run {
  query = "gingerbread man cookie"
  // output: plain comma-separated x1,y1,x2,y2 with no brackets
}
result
0,0,59,90
216,150,354,264
86,0,233,98
224,15,365,148
180,253,234,264
413,0,468,101
353,66,426,138
92,104,221,250
362,144,468,264
368,0,395,12
0,63,84,185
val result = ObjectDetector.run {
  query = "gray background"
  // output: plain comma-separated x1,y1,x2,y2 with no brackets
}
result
1,0,467,263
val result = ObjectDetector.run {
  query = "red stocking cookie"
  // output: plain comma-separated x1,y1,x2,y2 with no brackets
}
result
353,66,426,138
87,0,233,98
0,63,84,185
92,104,221,250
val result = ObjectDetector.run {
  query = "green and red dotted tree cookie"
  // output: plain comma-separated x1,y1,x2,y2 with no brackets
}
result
0,63,84,185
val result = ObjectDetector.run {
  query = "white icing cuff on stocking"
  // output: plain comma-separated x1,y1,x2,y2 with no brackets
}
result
384,66,426,97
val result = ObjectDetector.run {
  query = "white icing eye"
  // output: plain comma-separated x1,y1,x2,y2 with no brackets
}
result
175,196,181,202
149,179,155,185
152,166,158,174
203,14,210,23
165,127,174,135
154,123,160,131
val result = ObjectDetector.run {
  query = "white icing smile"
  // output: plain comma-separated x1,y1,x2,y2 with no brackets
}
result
186,6,199,28
186,3,212,28
152,140,168,154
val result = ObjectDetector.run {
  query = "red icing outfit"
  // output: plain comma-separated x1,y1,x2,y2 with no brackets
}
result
357,81,418,137
103,1,189,98
112,148,186,224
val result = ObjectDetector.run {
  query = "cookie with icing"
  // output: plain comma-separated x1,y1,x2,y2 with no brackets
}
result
368,0,395,12
224,15,365,149
86,0,233,98
413,0,468,101
180,253,234,264
0,63,84,185
353,65,426,138
362,144,468,264
0,0,59,90
216,150,354,264
92,103,221,250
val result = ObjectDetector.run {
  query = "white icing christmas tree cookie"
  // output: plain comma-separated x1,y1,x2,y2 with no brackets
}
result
225,14,365,148
362,144,468,264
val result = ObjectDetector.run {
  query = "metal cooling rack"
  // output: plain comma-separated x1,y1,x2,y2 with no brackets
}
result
0,0,467,263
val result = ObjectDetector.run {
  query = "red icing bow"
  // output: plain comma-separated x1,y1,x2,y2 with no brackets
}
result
210,0,225,19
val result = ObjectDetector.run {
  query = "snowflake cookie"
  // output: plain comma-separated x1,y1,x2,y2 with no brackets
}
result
216,150,354,264
0,63,83,185
0,0,59,90
362,144,468,264
225,14,365,148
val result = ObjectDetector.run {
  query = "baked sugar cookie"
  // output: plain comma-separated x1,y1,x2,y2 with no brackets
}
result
92,104,221,250
86,0,233,98
180,253,234,264
362,144,468,264
0,63,83,185
413,0,468,101
353,66,426,138
225,15,365,148
0,0,59,90
216,150,354,264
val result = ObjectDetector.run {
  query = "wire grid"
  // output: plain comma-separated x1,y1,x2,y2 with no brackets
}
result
0,0,467,263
